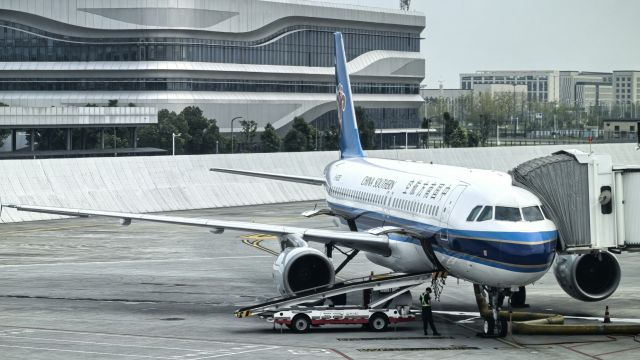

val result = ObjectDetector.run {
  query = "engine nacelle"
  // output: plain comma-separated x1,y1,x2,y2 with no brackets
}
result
553,252,621,302
272,246,335,296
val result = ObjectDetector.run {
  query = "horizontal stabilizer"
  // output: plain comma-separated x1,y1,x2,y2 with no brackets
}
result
210,167,325,186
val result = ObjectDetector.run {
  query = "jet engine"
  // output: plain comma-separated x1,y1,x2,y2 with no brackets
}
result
553,252,621,302
272,246,335,296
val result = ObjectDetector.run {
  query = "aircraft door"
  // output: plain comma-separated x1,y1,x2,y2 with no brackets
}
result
440,185,467,241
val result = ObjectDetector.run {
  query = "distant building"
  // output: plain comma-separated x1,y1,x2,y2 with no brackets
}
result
420,85,526,119
420,88,471,101
613,71,640,104
602,119,639,139
559,71,612,107
460,71,560,102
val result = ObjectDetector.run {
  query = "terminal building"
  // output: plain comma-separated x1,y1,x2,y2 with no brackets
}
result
0,0,425,153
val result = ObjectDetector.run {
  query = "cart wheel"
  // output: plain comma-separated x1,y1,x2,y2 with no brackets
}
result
291,314,311,333
368,313,389,332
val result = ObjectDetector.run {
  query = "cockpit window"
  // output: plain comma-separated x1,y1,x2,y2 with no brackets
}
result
540,205,551,220
466,205,482,221
476,206,493,222
522,206,545,221
495,206,522,221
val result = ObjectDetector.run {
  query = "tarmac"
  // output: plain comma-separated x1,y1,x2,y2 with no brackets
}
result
1,201,639,359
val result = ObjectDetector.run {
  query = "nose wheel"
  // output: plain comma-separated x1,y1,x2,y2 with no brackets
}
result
478,286,509,338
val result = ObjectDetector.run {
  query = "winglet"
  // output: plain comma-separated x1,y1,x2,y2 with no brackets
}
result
334,32,365,159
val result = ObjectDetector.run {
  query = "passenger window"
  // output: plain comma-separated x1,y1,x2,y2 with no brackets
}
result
522,206,545,221
477,206,493,222
495,206,522,221
466,205,483,221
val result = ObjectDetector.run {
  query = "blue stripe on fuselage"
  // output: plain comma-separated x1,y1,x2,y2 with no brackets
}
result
327,201,556,272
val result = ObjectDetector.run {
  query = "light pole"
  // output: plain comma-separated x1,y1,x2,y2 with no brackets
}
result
512,83,518,136
172,132,181,156
230,116,243,154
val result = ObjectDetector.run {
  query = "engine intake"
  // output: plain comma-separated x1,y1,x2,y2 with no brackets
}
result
553,252,621,302
272,246,335,296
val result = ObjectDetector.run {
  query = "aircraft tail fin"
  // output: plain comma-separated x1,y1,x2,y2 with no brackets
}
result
334,32,365,159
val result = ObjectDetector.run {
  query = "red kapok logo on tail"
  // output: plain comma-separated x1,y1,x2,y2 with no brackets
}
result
336,84,346,129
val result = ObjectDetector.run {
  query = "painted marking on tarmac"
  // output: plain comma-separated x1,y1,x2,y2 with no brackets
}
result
0,334,264,353
0,344,169,359
242,233,277,240
434,310,640,324
241,234,279,256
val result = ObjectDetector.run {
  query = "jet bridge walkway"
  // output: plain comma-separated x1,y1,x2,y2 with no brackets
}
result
511,149,640,251
234,272,431,318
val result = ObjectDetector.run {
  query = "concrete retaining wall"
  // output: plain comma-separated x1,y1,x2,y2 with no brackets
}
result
1,143,639,223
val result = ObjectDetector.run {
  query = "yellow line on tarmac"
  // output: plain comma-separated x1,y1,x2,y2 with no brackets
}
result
241,238,279,256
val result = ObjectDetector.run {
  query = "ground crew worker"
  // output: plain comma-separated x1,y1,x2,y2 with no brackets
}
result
420,287,440,336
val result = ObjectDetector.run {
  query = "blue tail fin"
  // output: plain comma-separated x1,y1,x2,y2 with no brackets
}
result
334,32,365,158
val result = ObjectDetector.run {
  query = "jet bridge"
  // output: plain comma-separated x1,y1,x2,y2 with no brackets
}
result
511,149,639,252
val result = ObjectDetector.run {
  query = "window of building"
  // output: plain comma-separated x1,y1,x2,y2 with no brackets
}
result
495,206,522,221
0,21,421,67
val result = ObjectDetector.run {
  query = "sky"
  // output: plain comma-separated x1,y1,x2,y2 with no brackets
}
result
324,0,640,88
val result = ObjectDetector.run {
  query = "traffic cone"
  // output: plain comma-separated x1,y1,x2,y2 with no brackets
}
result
604,306,611,323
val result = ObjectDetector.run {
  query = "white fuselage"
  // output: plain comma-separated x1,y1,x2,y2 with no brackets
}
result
323,157,558,288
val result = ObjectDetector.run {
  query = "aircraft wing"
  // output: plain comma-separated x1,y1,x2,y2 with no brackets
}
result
4,204,390,256
210,168,326,186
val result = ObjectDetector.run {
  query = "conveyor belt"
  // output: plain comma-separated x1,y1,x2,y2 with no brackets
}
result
235,272,431,318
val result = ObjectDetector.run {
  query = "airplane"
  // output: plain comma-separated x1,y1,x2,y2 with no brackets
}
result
3,32,623,337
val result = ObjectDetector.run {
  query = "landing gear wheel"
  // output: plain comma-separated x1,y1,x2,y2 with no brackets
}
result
511,286,527,308
368,313,389,332
291,314,311,333
483,318,495,336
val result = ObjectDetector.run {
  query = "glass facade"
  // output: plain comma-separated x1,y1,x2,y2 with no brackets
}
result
314,108,420,131
0,78,419,94
0,21,420,66
0,14,423,139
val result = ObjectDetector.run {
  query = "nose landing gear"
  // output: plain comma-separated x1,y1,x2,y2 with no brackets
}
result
474,285,509,338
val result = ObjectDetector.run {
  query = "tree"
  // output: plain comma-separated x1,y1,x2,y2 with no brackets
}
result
283,128,307,151
420,116,433,148
108,99,118,107
355,106,375,149
260,123,281,152
181,106,207,154
322,125,339,150
442,112,459,147
0,130,8,149
0,102,8,148
290,117,316,151
138,109,188,153
449,127,468,148
467,130,480,147
239,119,258,152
